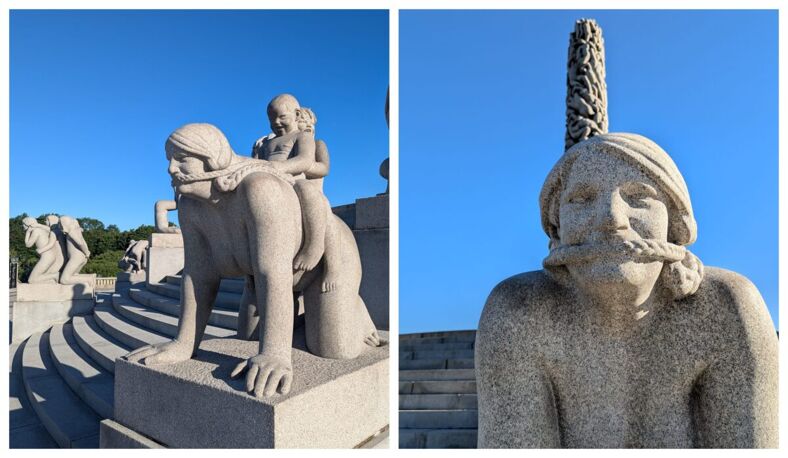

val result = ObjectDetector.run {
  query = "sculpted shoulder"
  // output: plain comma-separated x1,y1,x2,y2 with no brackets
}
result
477,270,566,352
690,266,776,337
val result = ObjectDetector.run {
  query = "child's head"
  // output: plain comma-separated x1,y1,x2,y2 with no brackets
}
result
297,107,317,134
267,94,301,135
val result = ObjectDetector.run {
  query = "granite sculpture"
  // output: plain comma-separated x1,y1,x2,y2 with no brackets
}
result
154,199,181,234
119,239,149,273
127,116,379,398
58,215,93,285
45,214,68,274
475,19,778,449
22,216,64,284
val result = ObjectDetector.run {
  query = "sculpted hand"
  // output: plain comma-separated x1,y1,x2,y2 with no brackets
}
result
124,340,193,365
230,353,293,397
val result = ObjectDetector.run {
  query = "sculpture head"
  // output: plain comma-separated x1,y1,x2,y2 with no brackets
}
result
59,216,80,234
267,93,301,136
165,123,235,199
297,107,317,135
45,214,59,227
22,217,37,230
540,133,703,304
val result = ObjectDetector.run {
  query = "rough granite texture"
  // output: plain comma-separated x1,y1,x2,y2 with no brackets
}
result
113,330,389,448
17,282,94,301
11,299,94,343
476,134,778,448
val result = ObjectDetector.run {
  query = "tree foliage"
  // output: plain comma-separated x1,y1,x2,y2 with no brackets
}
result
9,214,170,282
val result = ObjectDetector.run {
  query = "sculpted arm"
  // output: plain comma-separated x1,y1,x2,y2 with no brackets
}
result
475,279,561,448
272,133,316,176
694,276,778,447
305,139,330,179
24,227,36,247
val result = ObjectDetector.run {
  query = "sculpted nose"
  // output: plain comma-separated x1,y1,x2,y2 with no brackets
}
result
596,190,629,232
168,159,179,176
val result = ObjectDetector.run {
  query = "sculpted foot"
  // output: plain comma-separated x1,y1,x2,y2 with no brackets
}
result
230,353,293,397
364,330,380,347
124,340,193,365
321,270,339,293
293,245,324,272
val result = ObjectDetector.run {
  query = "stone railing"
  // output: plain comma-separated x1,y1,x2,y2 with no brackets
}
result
95,277,117,291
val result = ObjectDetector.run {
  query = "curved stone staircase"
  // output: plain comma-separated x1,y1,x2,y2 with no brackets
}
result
9,275,240,448
399,330,478,448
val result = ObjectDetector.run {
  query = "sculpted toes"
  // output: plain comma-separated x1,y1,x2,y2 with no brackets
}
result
279,373,292,395
230,360,247,379
254,367,274,398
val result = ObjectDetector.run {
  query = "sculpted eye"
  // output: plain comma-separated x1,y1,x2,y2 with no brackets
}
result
622,182,659,207
566,189,592,204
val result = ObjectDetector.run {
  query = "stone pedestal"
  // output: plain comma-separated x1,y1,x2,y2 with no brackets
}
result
333,194,389,330
102,329,389,448
146,233,184,285
12,282,95,343
116,271,147,285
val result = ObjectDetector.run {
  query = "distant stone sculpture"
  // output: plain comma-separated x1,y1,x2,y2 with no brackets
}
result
119,240,149,273
58,215,93,285
45,214,68,275
22,216,64,284
565,19,608,150
154,199,181,234
476,134,778,448
127,120,379,398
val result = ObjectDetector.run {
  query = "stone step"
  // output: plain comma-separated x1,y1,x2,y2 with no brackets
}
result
165,275,245,294
400,330,477,342
399,358,474,371
399,380,477,394
93,304,170,351
71,315,130,374
129,287,238,330
48,323,114,419
399,428,477,449
146,281,241,310
10,341,58,448
400,349,475,360
400,342,474,352
111,291,234,340
399,410,478,429
22,331,101,448
399,394,478,410
399,369,476,381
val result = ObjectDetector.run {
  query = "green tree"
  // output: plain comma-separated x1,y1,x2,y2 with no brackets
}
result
83,249,125,277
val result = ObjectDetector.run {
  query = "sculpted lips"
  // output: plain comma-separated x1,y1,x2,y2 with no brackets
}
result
543,238,686,267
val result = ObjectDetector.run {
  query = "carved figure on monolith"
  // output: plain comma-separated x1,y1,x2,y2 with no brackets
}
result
59,215,93,285
154,200,181,234
22,216,64,284
126,121,379,398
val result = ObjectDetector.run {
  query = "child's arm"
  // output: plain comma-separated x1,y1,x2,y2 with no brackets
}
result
305,139,330,179
269,133,316,176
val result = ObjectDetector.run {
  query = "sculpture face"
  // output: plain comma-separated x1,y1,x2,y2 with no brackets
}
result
557,151,668,302
168,150,211,199
267,101,299,136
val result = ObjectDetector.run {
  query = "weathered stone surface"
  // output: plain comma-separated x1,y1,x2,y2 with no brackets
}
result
113,331,388,448
116,271,146,284
565,19,608,150
17,282,94,301
12,299,94,343
148,233,184,248
476,134,778,448
100,420,164,448
356,228,389,329
145,246,183,284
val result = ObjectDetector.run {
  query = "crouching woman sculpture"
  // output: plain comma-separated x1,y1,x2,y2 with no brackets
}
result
127,123,379,398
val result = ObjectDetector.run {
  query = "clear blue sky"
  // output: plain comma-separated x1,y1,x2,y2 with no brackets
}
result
10,10,389,229
400,10,778,333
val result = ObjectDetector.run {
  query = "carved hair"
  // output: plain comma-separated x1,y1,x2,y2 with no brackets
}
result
22,216,37,228
166,123,233,172
166,123,294,192
298,107,317,132
540,133,704,300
